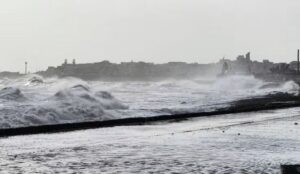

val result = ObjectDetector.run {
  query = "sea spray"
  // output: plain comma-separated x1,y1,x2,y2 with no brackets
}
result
0,75,298,128
0,83,128,128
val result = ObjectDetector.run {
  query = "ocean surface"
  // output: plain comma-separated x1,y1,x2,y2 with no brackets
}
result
0,74,298,128
0,75,300,173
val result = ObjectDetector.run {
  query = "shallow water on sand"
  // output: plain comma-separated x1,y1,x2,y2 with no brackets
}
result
0,107,300,173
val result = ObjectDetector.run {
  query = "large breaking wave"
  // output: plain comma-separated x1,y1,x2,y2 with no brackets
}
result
0,77,128,128
0,74,298,128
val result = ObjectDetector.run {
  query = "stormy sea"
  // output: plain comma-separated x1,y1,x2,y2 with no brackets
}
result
0,75,300,173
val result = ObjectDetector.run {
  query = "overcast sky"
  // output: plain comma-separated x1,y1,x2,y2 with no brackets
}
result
0,0,299,72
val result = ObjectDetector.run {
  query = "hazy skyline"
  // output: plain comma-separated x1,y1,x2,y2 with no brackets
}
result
0,0,300,72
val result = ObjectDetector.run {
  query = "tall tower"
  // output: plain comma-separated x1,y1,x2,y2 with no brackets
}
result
297,49,299,74
245,52,251,62
25,61,28,74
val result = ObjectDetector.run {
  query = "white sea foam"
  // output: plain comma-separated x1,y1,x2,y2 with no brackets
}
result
0,75,298,128
0,81,128,128
0,87,26,101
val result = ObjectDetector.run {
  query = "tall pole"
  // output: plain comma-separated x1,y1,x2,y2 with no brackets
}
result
296,49,300,75
25,62,27,74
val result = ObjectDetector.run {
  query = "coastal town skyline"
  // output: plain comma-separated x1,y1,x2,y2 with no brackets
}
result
2,50,299,74
2,51,299,82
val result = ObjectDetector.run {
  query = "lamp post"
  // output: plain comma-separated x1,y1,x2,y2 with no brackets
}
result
25,61,28,75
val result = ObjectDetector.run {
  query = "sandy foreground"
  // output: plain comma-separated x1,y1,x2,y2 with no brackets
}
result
0,107,300,174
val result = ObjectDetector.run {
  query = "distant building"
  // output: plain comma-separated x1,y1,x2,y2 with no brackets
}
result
0,71,22,78
289,61,299,71
236,55,246,62
245,52,250,62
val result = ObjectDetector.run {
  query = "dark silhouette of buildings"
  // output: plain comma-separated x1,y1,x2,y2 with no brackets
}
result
37,53,281,81
1,51,300,81
38,60,216,80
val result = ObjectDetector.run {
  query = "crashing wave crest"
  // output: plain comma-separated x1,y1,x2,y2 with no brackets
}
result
0,75,299,128
0,87,26,101
0,84,128,128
